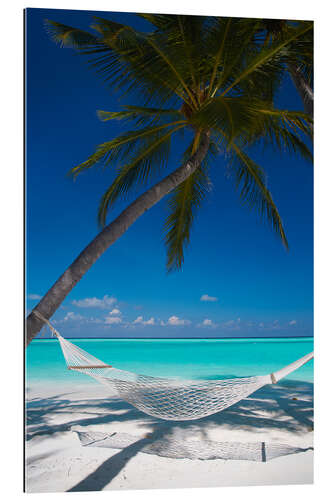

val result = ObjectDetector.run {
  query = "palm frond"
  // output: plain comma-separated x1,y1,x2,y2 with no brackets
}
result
227,142,288,248
44,20,101,48
46,18,184,106
164,141,217,271
248,108,313,160
98,124,185,225
97,105,183,128
191,97,312,160
209,18,262,98
220,21,313,97
164,167,211,271
137,14,179,30
207,18,232,96
69,121,186,178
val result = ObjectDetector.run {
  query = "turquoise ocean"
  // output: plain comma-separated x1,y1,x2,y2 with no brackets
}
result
26,337,314,388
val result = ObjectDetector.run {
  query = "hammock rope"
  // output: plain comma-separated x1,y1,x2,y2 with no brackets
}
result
31,311,313,421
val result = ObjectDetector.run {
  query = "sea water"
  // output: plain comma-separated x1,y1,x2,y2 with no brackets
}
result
26,337,314,388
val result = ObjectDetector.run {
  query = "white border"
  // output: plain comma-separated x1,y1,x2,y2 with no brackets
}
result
2,1,332,499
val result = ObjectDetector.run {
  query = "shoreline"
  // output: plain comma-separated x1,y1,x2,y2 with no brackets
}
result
30,336,314,341
26,373,314,388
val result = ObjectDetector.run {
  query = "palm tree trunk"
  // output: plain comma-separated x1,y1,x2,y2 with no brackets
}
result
25,133,210,346
288,62,313,119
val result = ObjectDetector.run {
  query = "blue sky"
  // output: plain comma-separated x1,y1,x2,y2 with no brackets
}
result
26,8,313,339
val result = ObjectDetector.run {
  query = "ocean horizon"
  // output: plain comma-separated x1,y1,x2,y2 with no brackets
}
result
26,336,314,387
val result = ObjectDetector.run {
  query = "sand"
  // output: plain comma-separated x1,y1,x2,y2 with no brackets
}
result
25,379,313,492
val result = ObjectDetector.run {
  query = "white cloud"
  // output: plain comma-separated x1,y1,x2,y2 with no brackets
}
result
258,320,289,331
200,294,218,302
104,309,123,325
133,316,155,326
133,316,143,324
63,311,85,322
167,315,191,326
28,294,42,300
105,316,122,325
57,312,102,324
222,318,241,330
109,308,121,316
289,320,297,326
72,295,117,309
198,318,216,328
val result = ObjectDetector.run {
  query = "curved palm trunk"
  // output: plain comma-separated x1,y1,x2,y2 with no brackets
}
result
288,63,313,119
25,133,210,346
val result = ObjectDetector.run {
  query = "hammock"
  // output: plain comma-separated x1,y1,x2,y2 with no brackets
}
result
33,312,313,421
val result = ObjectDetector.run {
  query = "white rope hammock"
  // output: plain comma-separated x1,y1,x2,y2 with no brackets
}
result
33,312,313,421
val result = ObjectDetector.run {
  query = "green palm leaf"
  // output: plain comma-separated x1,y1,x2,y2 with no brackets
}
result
191,97,312,160
70,120,186,178
98,123,185,225
227,142,288,248
220,21,313,97
164,141,218,270
164,167,211,271
97,105,183,126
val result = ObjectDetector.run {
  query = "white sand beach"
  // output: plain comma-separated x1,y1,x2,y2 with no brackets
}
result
25,379,313,492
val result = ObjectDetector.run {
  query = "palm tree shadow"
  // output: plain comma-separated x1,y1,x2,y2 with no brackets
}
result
267,380,314,429
68,427,170,492
68,440,146,491
26,396,146,441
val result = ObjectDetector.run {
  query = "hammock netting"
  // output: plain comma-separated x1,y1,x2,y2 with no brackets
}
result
34,313,314,422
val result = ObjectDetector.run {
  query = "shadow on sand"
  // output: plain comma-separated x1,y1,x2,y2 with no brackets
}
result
26,379,313,491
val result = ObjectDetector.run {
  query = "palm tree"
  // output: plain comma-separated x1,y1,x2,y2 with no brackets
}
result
259,19,313,117
26,14,313,346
